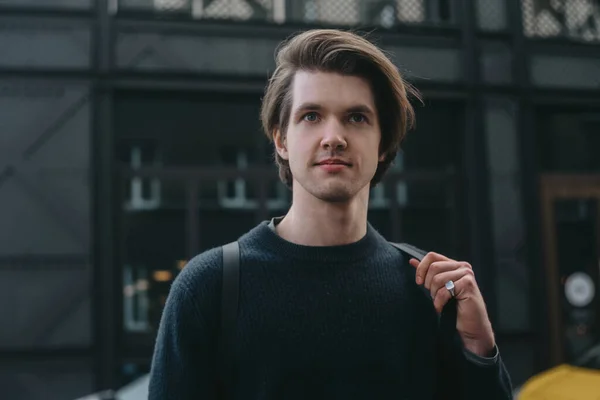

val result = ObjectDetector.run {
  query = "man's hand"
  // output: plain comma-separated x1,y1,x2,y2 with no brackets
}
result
409,252,495,357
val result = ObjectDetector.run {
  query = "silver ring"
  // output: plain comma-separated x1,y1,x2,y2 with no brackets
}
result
445,280,456,297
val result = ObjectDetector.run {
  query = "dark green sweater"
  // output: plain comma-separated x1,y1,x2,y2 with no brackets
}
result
149,221,512,399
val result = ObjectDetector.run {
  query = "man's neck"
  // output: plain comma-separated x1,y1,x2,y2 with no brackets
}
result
275,186,370,247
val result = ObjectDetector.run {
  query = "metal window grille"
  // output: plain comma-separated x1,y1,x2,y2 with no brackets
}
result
298,0,450,27
396,0,426,23
522,0,600,42
117,0,272,19
192,0,273,20
117,0,456,26
117,0,192,13
154,0,190,11
476,0,508,31
302,0,360,25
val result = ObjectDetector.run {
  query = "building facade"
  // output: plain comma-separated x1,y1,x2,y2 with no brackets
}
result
0,0,599,398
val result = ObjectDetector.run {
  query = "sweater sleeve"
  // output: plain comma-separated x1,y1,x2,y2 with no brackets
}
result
404,251,514,400
148,251,221,400
435,311,513,400
460,344,513,399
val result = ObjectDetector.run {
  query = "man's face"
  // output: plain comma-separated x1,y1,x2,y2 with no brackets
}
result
275,70,383,203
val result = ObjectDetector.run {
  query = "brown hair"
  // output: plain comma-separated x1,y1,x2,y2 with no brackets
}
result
261,29,420,188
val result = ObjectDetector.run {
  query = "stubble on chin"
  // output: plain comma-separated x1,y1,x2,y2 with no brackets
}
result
310,181,355,203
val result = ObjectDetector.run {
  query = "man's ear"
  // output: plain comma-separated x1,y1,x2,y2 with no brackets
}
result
378,151,386,162
273,128,289,160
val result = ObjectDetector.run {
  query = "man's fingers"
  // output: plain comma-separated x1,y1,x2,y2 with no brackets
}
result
432,273,476,313
428,268,469,299
413,252,450,285
432,284,453,313
423,261,462,291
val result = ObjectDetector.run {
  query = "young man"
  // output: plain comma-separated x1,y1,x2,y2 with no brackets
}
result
149,29,513,399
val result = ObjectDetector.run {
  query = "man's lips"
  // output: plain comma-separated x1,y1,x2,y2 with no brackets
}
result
315,159,352,166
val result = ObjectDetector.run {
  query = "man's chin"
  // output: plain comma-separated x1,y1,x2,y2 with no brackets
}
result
295,178,366,203
312,187,355,203
318,194,353,203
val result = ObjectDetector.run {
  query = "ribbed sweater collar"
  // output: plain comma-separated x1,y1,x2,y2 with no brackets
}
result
241,219,384,264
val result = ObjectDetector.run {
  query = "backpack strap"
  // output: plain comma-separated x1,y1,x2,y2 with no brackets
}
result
218,241,240,398
391,241,461,399
389,242,428,261
390,242,458,324
390,242,429,299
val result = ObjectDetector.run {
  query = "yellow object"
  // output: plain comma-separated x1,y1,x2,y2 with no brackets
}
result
518,364,600,399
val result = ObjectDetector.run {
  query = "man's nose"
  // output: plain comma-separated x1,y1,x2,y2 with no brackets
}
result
320,120,347,151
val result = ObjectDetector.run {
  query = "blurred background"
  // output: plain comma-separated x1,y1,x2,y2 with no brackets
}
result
0,0,598,399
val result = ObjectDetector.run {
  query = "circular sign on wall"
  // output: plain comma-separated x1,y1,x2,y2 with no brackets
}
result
565,272,595,308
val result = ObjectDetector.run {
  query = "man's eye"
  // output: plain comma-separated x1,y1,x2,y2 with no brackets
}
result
303,112,319,122
349,113,367,123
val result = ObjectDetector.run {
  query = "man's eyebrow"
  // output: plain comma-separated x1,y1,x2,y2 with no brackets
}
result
346,104,375,115
293,102,322,115
293,103,375,116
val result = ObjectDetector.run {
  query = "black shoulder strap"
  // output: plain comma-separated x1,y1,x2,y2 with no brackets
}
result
389,242,428,261
392,243,458,345
218,241,240,397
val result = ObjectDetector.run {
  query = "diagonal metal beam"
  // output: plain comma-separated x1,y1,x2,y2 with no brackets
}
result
148,39,198,71
23,94,90,160
127,41,192,70
14,374,44,400
121,33,196,70
11,168,88,249
0,165,15,190
32,273,92,347
0,89,91,248
0,90,89,190
0,86,86,165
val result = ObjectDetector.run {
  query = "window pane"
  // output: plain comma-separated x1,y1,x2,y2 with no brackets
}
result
122,206,186,336
536,108,600,172
402,100,464,171
369,176,457,255
114,91,267,168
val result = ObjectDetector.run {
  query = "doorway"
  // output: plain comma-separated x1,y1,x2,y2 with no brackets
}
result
540,174,600,365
